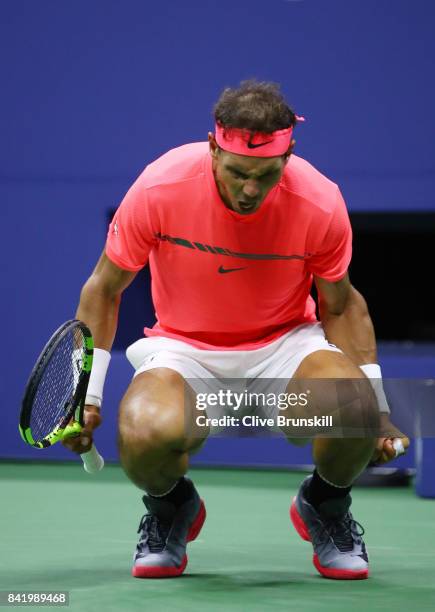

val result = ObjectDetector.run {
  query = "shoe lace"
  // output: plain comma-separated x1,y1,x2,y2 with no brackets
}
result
316,513,365,553
136,513,171,555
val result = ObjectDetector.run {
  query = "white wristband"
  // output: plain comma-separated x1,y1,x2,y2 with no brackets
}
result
360,363,390,414
85,348,111,408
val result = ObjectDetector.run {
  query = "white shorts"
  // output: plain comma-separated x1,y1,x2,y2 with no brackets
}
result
126,323,342,436
127,322,341,386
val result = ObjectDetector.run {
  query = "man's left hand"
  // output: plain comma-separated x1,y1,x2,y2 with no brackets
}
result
371,414,410,465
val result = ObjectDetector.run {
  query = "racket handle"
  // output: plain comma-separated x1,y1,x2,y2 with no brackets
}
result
392,438,405,457
80,444,105,473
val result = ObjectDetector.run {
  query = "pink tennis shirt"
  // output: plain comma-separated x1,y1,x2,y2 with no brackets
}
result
106,143,352,350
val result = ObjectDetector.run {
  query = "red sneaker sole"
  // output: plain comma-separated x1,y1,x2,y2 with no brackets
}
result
132,498,206,579
290,498,311,542
132,556,188,578
290,498,369,580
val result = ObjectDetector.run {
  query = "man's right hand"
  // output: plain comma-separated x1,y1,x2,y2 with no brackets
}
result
61,405,102,455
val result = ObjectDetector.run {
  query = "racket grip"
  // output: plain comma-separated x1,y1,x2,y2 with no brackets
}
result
393,438,405,457
80,444,105,474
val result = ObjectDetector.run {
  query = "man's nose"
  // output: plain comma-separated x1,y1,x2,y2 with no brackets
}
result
242,180,260,199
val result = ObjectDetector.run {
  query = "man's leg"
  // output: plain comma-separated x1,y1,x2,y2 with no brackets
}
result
118,367,206,493
287,350,378,580
118,367,208,578
293,350,377,485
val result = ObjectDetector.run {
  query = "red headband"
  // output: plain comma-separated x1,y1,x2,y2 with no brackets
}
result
215,117,304,157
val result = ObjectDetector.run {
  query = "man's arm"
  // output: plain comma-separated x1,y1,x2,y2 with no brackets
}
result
75,250,137,349
315,272,409,463
314,273,376,366
63,250,137,455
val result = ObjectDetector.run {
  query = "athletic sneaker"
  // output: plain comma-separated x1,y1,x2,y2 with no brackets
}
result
290,476,369,580
132,479,206,578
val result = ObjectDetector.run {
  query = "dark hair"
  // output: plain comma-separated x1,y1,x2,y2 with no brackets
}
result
213,79,296,133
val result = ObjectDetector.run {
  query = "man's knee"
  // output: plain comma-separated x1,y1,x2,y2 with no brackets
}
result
118,368,206,458
285,351,379,436
118,369,194,453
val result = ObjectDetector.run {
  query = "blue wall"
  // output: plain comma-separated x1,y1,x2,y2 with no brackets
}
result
2,0,434,466
2,0,435,211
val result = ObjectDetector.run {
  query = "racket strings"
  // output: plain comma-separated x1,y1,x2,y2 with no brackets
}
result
30,327,85,441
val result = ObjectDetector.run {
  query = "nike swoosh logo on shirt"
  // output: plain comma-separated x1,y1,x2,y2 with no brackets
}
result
218,265,247,274
247,140,273,149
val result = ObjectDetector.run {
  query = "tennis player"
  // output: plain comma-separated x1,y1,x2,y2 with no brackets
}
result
64,80,409,580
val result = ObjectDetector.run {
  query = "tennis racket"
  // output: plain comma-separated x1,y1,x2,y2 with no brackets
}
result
19,320,104,474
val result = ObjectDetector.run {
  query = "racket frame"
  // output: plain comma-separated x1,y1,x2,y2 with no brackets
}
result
19,320,94,448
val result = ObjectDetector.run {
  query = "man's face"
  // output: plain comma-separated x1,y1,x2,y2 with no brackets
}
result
208,133,292,215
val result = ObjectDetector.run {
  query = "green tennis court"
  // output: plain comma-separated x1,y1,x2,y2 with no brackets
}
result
1,462,434,611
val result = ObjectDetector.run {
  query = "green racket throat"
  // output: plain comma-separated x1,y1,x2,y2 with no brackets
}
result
19,420,83,449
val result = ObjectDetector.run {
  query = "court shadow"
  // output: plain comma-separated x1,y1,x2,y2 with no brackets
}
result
3,566,318,592
2,567,315,596
182,570,310,590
